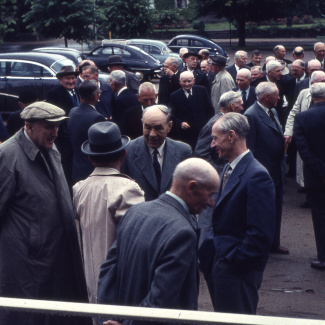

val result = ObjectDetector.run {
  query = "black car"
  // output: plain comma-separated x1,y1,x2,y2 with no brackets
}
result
0,52,75,115
84,43,163,80
32,47,83,66
167,34,228,59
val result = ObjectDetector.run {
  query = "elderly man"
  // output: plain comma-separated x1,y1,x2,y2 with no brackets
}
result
292,46,304,60
158,56,181,105
182,51,210,92
73,121,144,303
274,45,292,65
199,113,275,314
201,59,215,88
233,68,256,111
68,80,106,183
313,42,325,71
294,83,325,270
211,55,235,113
0,102,90,325
110,70,138,131
122,82,158,139
107,55,140,93
179,47,188,69
169,71,214,149
245,82,288,254
226,50,248,83
81,65,114,118
199,48,210,60
122,105,192,201
291,59,306,82
98,158,220,323
251,66,263,82
247,50,262,67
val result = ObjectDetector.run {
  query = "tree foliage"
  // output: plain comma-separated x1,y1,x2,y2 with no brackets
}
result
154,0,174,11
0,0,17,42
23,0,96,46
99,0,153,39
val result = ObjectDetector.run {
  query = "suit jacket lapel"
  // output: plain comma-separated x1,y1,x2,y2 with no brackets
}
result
256,104,280,133
133,137,159,192
161,139,177,191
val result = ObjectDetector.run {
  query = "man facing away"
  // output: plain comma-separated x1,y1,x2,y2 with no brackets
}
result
98,158,220,324
199,112,275,315
73,121,144,303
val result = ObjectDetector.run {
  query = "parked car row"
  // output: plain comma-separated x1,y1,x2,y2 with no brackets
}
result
0,35,228,115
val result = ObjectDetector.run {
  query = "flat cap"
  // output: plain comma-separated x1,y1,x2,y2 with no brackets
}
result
20,101,68,122
211,55,227,66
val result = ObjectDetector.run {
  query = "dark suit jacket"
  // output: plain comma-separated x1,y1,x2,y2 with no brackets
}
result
206,70,215,89
294,78,309,103
98,193,199,316
68,103,105,182
158,71,181,105
112,88,138,131
122,104,143,139
194,113,227,173
294,102,325,189
226,64,238,83
96,82,114,118
122,136,192,201
245,102,286,187
233,86,256,111
6,110,24,137
169,85,214,149
125,70,140,94
199,152,275,273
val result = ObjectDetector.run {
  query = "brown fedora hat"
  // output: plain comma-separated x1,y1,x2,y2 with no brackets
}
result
56,66,79,79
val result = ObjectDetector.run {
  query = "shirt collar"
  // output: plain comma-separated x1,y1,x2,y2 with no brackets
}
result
166,191,189,214
148,141,165,157
229,150,250,170
117,86,127,96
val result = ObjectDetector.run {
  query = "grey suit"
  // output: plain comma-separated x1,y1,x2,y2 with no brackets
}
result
122,136,192,201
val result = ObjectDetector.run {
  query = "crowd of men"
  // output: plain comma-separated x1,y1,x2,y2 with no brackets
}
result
0,40,325,324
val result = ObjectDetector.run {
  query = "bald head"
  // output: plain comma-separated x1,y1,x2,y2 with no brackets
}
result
307,59,322,77
314,42,325,62
311,71,325,84
170,158,220,214
291,59,305,79
274,45,286,60
236,68,251,91
292,46,304,60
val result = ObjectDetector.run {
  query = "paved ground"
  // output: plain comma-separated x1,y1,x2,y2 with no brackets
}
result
198,176,325,320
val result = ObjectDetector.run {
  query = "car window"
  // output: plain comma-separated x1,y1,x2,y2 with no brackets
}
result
42,67,54,77
162,46,171,54
51,59,76,74
176,39,188,46
102,47,113,55
149,46,161,55
113,47,131,58
0,61,6,76
133,44,144,51
10,62,42,77
192,40,205,47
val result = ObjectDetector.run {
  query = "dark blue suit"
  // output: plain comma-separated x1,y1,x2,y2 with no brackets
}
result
233,86,256,112
199,151,275,314
245,103,286,249
121,136,192,201
96,82,114,118
68,103,105,182
294,102,325,261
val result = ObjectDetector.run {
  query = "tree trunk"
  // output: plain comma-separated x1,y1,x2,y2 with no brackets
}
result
237,18,246,47
64,37,68,48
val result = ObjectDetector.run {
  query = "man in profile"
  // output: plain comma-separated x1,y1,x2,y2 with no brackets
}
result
98,158,220,323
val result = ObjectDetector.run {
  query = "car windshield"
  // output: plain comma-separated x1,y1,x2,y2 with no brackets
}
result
162,46,172,54
50,59,76,74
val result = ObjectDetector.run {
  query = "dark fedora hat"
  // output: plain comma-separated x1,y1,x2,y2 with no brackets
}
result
211,55,227,67
107,55,127,66
82,121,130,156
56,65,79,79
183,51,202,60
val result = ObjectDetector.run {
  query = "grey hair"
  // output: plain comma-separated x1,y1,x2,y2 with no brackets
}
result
255,82,278,100
314,42,325,51
110,70,126,85
310,82,325,99
273,45,284,52
143,104,172,123
251,66,263,73
219,91,242,108
215,112,250,139
235,50,247,59
237,68,251,79
307,59,321,69
173,158,219,188
139,82,156,94
166,56,179,67
82,65,98,74
310,71,325,83
266,60,282,72
292,59,305,69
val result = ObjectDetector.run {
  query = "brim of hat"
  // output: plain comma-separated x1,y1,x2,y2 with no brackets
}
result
45,116,69,122
56,72,79,78
183,53,202,60
81,135,131,156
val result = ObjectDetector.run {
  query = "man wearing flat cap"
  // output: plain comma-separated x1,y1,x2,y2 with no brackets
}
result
182,51,210,93
211,55,235,113
107,55,140,94
0,102,91,325
73,121,144,303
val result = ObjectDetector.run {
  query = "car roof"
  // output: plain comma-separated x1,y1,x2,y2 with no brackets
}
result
0,52,71,65
172,34,212,41
33,47,81,54
127,39,168,46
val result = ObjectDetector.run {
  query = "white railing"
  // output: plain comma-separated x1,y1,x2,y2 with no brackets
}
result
0,297,324,324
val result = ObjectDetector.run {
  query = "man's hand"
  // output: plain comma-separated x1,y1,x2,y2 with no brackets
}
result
164,68,174,77
284,135,292,145
103,320,122,325
181,122,190,130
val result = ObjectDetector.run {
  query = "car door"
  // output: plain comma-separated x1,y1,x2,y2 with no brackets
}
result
0,61,8,113
88,47,113,71
190,39,207,54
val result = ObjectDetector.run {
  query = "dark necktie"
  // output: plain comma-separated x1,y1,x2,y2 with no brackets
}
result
186,90,192,99
242,90,247,106
71,89,79,105
268,108,275,122
153,149,161,189
221,164,232,191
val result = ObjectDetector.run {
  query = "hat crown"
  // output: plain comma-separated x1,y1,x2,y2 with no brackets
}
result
107,55,125,65
60,66,75,74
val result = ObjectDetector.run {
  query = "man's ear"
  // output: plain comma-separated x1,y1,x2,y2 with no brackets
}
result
167,120,173,133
